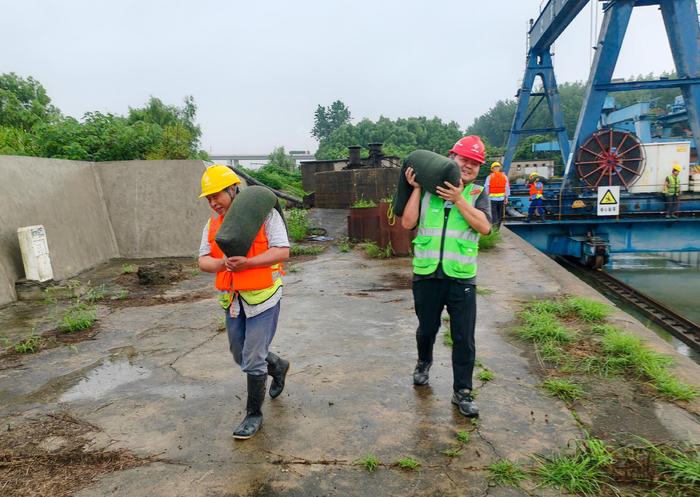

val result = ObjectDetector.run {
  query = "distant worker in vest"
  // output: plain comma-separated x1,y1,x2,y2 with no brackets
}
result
197,165,290,440
525,172,546,223
400,136,492,418
663,164,682,219
484,161,510,228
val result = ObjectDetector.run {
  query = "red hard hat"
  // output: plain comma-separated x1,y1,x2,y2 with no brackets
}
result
449,135,485,164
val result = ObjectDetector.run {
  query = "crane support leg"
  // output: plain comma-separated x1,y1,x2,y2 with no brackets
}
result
660,0,700,146
503,51,570,174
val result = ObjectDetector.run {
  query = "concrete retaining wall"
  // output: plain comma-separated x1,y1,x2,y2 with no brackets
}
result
95,160,210,258
0,156,211,305
0,156,119,304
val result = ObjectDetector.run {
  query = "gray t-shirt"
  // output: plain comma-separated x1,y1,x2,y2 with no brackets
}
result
200,209,290,317
413,187,491,286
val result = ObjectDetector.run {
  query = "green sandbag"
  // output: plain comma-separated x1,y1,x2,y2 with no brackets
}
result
215,185,280,257
392,150,461,216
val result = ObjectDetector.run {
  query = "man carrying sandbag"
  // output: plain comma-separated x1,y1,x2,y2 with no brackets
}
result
400,136,492,418
197,164,290,439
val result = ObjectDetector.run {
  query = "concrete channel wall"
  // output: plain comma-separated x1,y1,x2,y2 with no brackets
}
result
0,156,211,305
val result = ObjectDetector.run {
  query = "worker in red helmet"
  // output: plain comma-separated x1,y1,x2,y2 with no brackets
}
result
400,135,492,418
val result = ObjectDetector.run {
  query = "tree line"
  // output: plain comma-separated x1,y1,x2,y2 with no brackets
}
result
0,72,207,161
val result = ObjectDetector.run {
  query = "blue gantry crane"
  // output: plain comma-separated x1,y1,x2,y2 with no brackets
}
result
502,0,700,268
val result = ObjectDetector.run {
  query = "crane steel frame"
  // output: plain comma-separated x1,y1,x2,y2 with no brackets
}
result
503,0,700,190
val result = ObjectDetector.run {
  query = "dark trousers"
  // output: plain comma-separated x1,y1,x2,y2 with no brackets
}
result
527,198,545,221
665,195,679,216
412,278,477,392
490,200,505,227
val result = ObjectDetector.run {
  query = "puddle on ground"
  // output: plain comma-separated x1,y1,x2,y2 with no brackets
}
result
59,358,150,402
23,349,151,404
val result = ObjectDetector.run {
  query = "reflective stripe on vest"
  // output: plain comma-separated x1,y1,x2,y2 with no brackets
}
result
488,172,507,198
412,184,481,279
666,175,680,195
207,214,283,306
529,182,543,199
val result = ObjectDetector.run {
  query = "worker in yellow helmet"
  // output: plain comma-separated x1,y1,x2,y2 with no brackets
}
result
197,164,291,440
663,164,682,219
484,162,510,227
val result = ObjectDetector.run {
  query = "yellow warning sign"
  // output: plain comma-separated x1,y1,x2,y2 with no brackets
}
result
600,189,618,205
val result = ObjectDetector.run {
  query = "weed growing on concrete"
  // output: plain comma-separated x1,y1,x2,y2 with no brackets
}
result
358,241,391,259
351,198,376,208
596,325,697,400
14,334,41,354
474,358,483,368
217,316,226,332
533,438,615,496
456,430,470,444
477,369,494,382
443,329,453,347
476,287,494,296
121,263,137,274
487,459,528,487
542,378,583,402
355,454,380,472
516,311,576,343
83,284,107,302
442,447,462,458
337,237,352,253
478,229,501,251
536,340,567,365
115,289,129,300
290,245,325,256
286,209,309,242
643,442,700,490
59,302,97,332
526,297,611,322
395,457,420,470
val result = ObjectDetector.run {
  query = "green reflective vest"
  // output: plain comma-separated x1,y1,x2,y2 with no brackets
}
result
666,175,680,196
412,184,482,279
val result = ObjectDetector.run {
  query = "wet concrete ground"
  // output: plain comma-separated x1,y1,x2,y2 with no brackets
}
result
1,224,699,497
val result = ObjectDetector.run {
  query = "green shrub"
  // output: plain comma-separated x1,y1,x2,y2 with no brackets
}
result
121,263,137,274
14,335,41,354
60,302,97,332
337,237,352,253
478,229,501,250
286,209,308,242
358,241,391,259
351,198,376,208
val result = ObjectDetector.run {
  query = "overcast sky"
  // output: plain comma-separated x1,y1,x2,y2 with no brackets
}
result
2,0,691,154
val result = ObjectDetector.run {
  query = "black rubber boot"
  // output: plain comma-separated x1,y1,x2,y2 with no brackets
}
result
232,373,266,440
452,389,479,418
266,352,290,399
413,360,432,386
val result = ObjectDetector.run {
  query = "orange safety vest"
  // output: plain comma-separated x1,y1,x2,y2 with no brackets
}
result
529,181,543,199
488,172,508,196
208,214,275,292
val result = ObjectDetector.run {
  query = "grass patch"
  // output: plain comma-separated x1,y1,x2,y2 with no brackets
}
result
121,263,137,274
525,297,611,322
14,334,41,354
358,241,391,259
337,237,352,253
477,369,494,382
442,447,462,458
456,430,470,444
83,284,107,303
395,457,420,470
536,340,567,365
59,302,97,333
290,244,325,256
542,378,583,402
516,310,576,344
443,329,453,347
355,454,380,472
476,287,494,296
533,438,614,496
487,459,528,487
598,325,697,401
478,229,501,251
286,209,309,242
351,198,376,208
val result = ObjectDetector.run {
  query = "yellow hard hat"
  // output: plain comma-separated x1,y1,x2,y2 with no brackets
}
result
199,165,241,198
672,164,682,172
491,161,502,170
529,171,539,178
